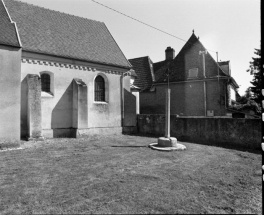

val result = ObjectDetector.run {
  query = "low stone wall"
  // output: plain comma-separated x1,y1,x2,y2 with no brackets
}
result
137,115,261,150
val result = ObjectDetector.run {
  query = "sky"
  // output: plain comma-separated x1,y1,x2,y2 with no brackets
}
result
18,0,261,95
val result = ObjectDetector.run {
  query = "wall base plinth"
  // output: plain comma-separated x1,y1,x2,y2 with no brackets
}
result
27,136,44,141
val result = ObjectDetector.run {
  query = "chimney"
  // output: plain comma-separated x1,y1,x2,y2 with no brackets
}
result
165,47,175,60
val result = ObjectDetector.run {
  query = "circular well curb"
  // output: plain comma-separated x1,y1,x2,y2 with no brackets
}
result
149,142,187,151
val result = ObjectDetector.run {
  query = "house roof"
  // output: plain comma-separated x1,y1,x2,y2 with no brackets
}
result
153,59,172,83
0,0,20,47
128,56,154,91
154,33,229,83
218,60,230,66
2,0,131,68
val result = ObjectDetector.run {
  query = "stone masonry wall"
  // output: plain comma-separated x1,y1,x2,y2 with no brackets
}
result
137,114,261,150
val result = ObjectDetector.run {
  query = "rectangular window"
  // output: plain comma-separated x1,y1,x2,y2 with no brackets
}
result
188,68,198,78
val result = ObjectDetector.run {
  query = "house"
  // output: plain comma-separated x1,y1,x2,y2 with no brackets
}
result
129,31,239,117
0,0,136,141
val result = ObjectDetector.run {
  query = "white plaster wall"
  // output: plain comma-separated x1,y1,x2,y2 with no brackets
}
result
20,52,130,135
0,45,21,141
230,87,236,101
132,91,140,114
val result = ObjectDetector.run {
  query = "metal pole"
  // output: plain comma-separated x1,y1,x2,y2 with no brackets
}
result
216,52,221,116
200,51,207,116
165,69,170,138
202,53,206,77
121,73,124,127
165,88,171,138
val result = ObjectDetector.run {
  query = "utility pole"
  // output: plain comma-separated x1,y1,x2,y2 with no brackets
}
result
199,50,207,116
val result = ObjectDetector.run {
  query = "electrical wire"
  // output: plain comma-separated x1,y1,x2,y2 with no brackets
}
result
91,0,217,53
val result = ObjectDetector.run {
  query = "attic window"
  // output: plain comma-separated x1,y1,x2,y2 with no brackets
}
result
188,68,198,79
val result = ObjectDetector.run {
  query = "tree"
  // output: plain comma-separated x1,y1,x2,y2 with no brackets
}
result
230,87,261,116
247,48,261,105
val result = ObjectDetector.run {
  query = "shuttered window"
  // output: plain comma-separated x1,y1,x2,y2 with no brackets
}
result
94,76,105,101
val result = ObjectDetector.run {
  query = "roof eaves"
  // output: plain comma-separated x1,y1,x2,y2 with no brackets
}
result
103,23,132,68
230,77,239,88
194,41,228,77
147,56,155,82
23,49,131,69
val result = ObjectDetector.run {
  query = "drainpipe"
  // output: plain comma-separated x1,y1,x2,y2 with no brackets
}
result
121,70,132,127
199,50,207,116
216,52,222,116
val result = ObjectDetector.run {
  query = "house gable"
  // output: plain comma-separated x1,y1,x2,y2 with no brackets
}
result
155,32,228,83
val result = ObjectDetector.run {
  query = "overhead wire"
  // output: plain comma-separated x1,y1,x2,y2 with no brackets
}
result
91,0,217,54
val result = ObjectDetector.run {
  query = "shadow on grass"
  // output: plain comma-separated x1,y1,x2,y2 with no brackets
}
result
111,145,147,148
123,133,262,154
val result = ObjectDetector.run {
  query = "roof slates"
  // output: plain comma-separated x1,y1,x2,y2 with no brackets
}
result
2,0,131,68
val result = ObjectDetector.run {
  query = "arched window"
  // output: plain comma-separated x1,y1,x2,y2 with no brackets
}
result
94,75,105,101
41,73,50,93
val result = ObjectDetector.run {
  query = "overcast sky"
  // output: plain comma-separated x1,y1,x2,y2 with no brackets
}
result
18,0,261,94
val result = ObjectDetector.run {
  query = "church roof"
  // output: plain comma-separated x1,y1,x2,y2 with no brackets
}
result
0,0,20,47
2,0,131,68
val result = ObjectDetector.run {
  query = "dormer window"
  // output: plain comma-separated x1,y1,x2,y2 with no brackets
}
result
188,68,198,79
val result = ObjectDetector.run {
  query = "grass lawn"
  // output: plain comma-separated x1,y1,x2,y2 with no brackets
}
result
0,135,261,214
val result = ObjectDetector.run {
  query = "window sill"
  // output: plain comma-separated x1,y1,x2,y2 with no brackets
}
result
41,92,54,98
93,101,108,104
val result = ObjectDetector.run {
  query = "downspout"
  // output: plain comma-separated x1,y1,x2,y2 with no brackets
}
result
121,73,124,127
199,50,207,116
216,52,221,115
121,70,132,127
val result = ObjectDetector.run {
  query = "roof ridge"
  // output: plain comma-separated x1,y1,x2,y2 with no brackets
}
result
6,0,104,24
2,0,13,21
129,56,149,61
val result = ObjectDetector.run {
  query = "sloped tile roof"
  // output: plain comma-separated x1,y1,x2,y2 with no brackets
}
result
218,60,230,66
3,0,131,68
128,56,154,91
154,33,228,83
153,59,172,83
0,0,20,47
